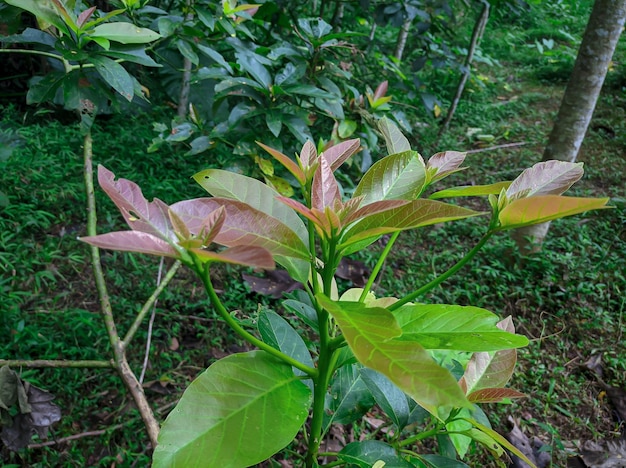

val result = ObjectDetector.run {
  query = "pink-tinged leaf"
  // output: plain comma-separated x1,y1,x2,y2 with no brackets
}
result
168,208,190,239
320,139,361,171
191,245,274,269
277,197,332,238
51,0,78,32
97,165,174,240
459,317,518,395
77,6,96,28
467,387,526,403
429,181,511,200
498,195,610,230
171,198,310,260
427,151,466,182
318,296,470,417
379,117,411,155
197,205,226,245
506,160,584,201
298,140,317,170
80,231,179,258
257,141,306,184
312,156,341,211
343,200,409,225
340,200,482,248
353,151,426,206
373,81,388,101
192,169,308,244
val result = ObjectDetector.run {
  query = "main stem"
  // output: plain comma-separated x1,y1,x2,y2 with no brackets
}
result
83,130,160,447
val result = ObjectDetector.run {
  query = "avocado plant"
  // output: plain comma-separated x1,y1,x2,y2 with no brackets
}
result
80,118,609,466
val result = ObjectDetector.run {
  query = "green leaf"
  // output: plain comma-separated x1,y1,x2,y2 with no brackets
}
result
91,23,161,44
283,84,336,99
100,46,160,67
354,150,426,206
197,44,233,74
339,200,482,253
318,296,469,416
379,117,411,155
339,441,415,468
258,310,314,382
360,368,410,430
153,351,311,468
338,119,358,139
5,0,69,35
393,304,528,352
497,195,610,230
324,364,375,430
237,53,271,89
88,55,134,101
26,72,65,105
429,182,511,200
266,112,282,137
176,39,199,65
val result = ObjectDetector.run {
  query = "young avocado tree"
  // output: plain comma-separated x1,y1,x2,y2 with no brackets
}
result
82,118,609,466
0,0,164,448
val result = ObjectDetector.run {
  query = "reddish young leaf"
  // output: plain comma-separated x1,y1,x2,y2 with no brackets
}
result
298,140,317,169
311,156,341,211
256,141,306,184
97,165,174,240
320,139,360,171
427,151,467,182
80,231,179,258
77,6,96,28
191,245,274,269
171,198,310,259
373,81,388,101
467,387,526,403
342,199,409,225
506,160,584,201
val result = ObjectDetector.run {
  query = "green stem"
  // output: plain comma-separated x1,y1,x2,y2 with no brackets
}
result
389,231,494,311
359,231,400,301
0,359,114,368
200,264,317,378
398,427,443,447
305,309,334,468
0,49,73,73
122,260,182,349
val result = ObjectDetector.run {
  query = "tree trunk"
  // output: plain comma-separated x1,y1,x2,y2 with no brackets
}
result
177,1,194,118
394,18,412,61
513,0,626,254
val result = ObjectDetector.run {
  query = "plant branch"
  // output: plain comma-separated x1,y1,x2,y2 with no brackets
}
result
83,130,160,447
389,230,495,311
0,359,114,368
359,231,400,301
200,263,318,378
122,260,181,349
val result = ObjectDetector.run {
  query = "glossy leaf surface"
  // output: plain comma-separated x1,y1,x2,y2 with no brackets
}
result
429,182,511,200
339,441,414,468
153,351,311,468
427,151,467,182
360,368,410,429
498,195,610,229
393,304,528,351
353,151,426,206
324,364,374,430
91,23,161,44
318,296,469,416
379,117,411,155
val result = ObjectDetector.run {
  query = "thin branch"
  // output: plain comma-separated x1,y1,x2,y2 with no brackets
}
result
0,359,114,368
465,141,528,154
122,260,181,349
28,424,124,449
139,258,165,384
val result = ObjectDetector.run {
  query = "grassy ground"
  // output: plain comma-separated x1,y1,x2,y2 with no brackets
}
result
1,0,625,466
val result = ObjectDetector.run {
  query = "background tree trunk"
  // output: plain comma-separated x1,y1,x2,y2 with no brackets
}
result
394,18,412,61
512,0,626,254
